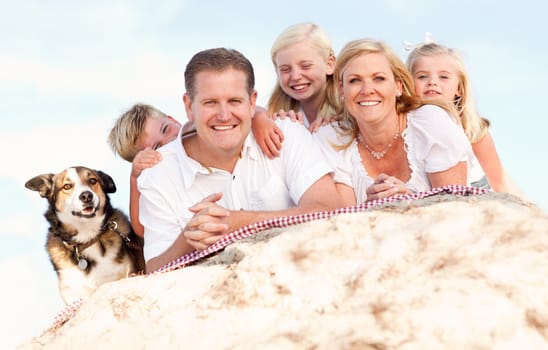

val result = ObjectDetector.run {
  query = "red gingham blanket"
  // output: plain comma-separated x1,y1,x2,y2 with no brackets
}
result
46,185,488,333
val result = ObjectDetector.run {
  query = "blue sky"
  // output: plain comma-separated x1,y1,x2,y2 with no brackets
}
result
1,0,547,347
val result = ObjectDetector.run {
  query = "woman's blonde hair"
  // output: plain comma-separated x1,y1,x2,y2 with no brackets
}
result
267,22,339,119
108,103,168,162
334,38,457,148
406,42,490,142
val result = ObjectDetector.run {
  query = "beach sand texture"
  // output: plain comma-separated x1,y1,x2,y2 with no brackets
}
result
20,192,548,349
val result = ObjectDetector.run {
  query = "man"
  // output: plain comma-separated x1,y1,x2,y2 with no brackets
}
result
138,48,345,272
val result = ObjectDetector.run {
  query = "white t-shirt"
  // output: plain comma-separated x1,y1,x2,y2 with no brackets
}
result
300,108,310,129
138,119,333,262
313,105,474,203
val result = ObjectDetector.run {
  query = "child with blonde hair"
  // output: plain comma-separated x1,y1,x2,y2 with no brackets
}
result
252,22,340,156
406,35,524,198
108,103,189,237
267,22,339,131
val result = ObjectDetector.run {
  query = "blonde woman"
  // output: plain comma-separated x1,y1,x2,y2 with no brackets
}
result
314,39,475,203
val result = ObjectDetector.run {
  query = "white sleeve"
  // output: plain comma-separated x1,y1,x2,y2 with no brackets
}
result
313,124,353,187
277,119,333,203
138,162,185,263
409,105,472,173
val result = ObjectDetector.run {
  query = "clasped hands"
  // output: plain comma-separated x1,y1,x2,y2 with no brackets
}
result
366,173,410,201
183,192,233,251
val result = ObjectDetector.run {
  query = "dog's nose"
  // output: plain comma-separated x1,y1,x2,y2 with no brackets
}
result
79,191,94,203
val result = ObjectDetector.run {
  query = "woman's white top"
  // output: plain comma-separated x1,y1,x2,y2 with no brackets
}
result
313,105,475,203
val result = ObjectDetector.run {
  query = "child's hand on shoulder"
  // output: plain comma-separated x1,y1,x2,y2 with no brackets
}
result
131,147,162,178
309,114,338,133
272,109,304,124
252,109,284,159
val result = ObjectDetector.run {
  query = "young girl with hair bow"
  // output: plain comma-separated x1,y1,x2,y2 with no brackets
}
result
405,33,525,199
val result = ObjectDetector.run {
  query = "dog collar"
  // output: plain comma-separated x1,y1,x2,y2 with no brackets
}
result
61,220,132,270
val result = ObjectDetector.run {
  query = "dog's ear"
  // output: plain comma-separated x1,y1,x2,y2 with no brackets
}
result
96,170,117,194
25,174,55,198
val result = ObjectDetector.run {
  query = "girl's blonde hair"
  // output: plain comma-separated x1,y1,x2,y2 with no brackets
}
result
406,42,490,142
267,22,339,119
334,38,457,148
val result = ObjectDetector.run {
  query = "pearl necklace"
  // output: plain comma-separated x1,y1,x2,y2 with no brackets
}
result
357,126,400,160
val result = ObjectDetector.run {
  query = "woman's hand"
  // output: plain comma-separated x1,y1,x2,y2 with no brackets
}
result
366,173,411,201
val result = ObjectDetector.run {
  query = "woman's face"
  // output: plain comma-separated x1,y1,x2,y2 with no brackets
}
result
411,53,461,102
339,52,401,123
274,40,334,104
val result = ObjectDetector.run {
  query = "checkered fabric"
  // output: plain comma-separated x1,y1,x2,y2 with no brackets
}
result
47,298,83,333
46,185,488,332
153,185,487,274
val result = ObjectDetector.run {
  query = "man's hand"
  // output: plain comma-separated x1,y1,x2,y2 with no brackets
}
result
184,193,230,250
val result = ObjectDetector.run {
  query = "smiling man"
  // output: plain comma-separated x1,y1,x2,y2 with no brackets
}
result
138,48,346,272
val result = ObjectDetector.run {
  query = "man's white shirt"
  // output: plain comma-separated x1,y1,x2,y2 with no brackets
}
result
138,119,333,262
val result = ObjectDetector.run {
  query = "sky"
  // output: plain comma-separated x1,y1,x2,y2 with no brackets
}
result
1,0,547,348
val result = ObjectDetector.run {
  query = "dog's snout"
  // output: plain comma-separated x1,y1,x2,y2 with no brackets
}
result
79,191,94,203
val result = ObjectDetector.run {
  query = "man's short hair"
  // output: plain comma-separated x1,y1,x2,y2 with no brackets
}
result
184,48,255,100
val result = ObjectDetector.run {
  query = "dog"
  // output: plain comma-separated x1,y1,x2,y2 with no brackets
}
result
25,166,145,304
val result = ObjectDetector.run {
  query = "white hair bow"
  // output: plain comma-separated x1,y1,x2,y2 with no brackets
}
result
403,32,434,51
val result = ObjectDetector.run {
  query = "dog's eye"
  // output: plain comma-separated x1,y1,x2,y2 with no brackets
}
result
88,178,97,185
63,184,72,190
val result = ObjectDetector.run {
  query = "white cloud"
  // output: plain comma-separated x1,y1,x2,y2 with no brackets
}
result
0,117,126,180
0,0,191,50
0,51,183,102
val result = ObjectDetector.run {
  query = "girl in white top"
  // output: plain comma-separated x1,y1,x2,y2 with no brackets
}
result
267,22,338,131
405,35,525,199
314,38,475,204
253,22,341,158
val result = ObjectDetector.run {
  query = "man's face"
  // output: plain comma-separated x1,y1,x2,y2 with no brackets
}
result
184,68,257,158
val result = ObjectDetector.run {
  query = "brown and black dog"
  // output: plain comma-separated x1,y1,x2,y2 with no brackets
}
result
25,166,145,304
